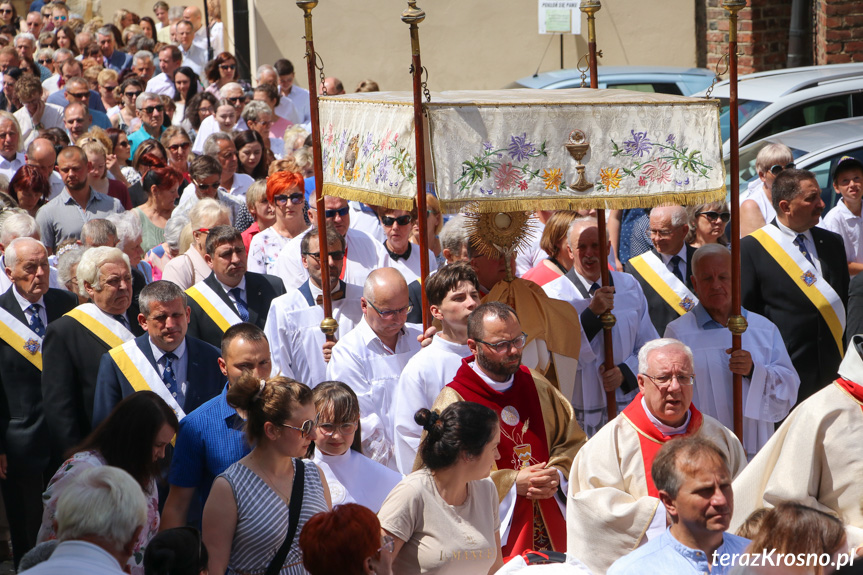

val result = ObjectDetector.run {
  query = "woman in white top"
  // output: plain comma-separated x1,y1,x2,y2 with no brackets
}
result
248,171,309,274
162,199,230,289
740,142,794,237
378,403,504,575
311,382,402,512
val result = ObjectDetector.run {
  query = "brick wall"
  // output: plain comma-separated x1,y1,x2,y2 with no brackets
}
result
705,0,794,76
815,0,863,64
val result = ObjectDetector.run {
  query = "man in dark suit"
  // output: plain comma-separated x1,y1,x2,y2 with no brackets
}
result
624,205,698,335
186,225,285,348
742,168,849,402
0,238,77,566
41,246,144,463
92,280,225,426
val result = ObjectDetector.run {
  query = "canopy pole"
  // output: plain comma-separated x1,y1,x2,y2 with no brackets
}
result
580,0,617,421
723,0,747,445
403,1,431,331
297,0,338,342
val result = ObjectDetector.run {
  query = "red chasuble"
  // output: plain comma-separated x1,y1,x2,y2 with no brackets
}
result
448,358,566,558
620,393,704,498
835,378,863,414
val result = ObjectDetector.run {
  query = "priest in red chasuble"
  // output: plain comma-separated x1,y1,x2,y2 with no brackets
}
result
424,301,586,560
566,338,746,574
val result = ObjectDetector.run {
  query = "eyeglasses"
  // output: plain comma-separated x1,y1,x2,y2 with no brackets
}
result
38,58,51,64
142,105,164,114
641,373,696,390
281,414,318,438
194,227,210,234
649,228,678,239
381,214,412,227
168,142,190,151
219,64,236,70
67,91,89,99
317,421,358,436
769,162,795,175
324,206,350,218
367,300,412,319
697,211,730,223
474,332,528,353
0,9,11,14
101,84,118,91
378,534,395,554
273,192,304,205
54,14,67,21
194,180,219,190
226,96,245,104
302,250,345,262
124,91,141,99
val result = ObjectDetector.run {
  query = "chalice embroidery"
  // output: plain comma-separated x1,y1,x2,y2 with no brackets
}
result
501,416,536,469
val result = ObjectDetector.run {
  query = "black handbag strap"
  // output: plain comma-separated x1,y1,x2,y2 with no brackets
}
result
265,458,305,575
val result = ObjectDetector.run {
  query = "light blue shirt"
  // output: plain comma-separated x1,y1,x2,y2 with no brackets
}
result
608,528,750,575
692,304,749,331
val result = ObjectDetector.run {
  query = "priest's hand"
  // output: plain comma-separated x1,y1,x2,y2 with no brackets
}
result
417,325,437,348
322,340,336,363
516,463,559,500
599,365,623,391
726,348,754,378
588,286,615,316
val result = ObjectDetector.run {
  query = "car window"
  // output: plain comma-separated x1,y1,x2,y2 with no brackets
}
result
718,98,771,142
725,143,807,190
602,82,683,95
747,95,853,145
811,147,863,213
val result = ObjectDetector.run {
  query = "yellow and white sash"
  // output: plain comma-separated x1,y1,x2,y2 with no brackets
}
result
751,225,846,355
65,303,134,348
628,251,698,316
0,306,43,370
186,282,241,333
108,339,186,421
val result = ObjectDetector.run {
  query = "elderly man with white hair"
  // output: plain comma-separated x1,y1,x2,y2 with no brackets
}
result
0,111,24,182
0,212,62,293
566,338,745,575
131,51,156,84
41,246,142,461
23,466,148,575
96,25,133,73
0,237,77,567
13,33,50,82
127,92,165,158
191,82,247,153
625,205,699,335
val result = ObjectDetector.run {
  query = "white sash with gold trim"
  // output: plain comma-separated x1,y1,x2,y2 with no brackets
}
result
628,251,698,316
186,282,241,333
65,303,134,348
108,340,186,421
751,224,846,355
0,306,43,370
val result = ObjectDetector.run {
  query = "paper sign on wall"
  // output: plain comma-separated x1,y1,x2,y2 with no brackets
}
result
538,0,582,35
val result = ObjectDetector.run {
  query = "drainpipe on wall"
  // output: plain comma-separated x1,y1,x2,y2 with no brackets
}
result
787,0,806,68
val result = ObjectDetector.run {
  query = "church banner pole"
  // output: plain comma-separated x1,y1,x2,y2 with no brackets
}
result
580,0,617,421
297,0,338,342
724,0,747,444
402,0,431,331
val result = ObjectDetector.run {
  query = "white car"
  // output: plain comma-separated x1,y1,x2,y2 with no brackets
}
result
696,63,863,156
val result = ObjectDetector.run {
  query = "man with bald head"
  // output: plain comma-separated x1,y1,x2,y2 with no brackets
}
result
63,101,90,142
0,237,77,566
35,146,124,253
625,205,698,334
25,138,63,200
318,76,345,96
665,244,798,458
184,5,223,58
326,267,423,470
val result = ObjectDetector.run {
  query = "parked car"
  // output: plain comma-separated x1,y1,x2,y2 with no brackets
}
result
728,117,863,212
697,63,863,156
507,65,716,96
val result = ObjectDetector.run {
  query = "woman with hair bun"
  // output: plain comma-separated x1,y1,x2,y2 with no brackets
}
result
202,373,331,575
378,402,504,574
311,382,402,512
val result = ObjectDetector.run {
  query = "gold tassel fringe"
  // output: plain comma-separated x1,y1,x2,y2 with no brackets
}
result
322,184,416,211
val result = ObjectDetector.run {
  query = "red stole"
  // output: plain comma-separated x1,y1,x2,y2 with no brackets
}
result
340,244,348,281
621,393,704,498
448,359,566,556
835,378,863,415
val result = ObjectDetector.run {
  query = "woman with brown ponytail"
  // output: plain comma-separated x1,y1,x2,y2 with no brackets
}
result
202,373,331,575
377,403,504,575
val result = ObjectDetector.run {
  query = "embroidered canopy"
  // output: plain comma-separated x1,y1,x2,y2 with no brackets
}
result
319,89,726,213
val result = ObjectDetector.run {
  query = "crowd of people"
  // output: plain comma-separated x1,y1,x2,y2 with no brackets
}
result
0,1,862,574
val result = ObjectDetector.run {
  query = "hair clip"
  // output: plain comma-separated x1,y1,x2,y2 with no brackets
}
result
252,378,266,400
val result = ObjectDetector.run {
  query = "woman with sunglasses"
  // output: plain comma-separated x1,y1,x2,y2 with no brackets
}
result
234,129,269,180
0,2,17,29
740,142,795,237
204,52,245,96
144,527,208,575
182,92,217,144
248,171,309,274
378,403,504,575
97,68,119,116
685,202,730,249
203,373,331,575
171,66,198,127
301,503,395,575
311,382,402,513
114,76,146,135
375,205,439,283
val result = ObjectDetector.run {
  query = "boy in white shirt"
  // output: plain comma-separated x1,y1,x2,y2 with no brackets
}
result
822,156,863,277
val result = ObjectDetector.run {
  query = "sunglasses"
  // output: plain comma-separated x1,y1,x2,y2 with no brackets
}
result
125,91,142,98
143,105,164,114
101,84,118,91
38,58,51,64
302,250,346,262
168,142,190,151
381,214,412,227
281,414,318,438
698,211,730,223
769,162,795,175
219,64,236,70
194,181,219,190
274,192,304,205
54,15,66,20
0,9,12,14
324,206,349,218
226,96,245,104
67,91,89,99
117,140,130,148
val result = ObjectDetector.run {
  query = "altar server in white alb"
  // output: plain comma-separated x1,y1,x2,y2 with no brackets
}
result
544,217,657,436
265,225,363,387
311,381,401,512
271,195,387,291
375,205,438,284
326,267,423,470
665,244,799,458
392,262,481,474
729,334,863,548
566,338,746,575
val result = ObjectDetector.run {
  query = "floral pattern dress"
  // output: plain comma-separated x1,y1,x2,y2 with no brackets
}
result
247,227,294,275
37,450,159,575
